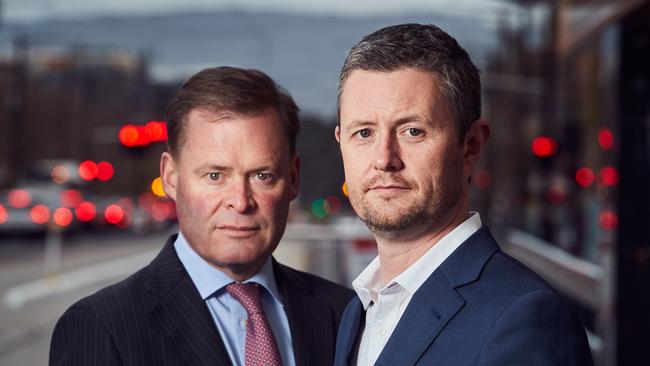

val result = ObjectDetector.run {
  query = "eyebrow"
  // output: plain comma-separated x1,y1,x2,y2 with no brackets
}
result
193,163,281,175
343,120,376,131
343,114,425,131
193,164,231,174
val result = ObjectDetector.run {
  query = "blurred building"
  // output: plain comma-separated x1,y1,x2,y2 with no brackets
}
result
0,41,164,196
478,1,650,365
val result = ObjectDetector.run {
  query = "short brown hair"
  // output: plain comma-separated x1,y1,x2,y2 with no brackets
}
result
166,66,300,155
338,23,481,141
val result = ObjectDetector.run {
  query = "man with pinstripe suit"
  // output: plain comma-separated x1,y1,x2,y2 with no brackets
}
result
50,66,354,366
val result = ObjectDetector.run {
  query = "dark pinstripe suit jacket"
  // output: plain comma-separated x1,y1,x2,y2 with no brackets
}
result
49,234,354,366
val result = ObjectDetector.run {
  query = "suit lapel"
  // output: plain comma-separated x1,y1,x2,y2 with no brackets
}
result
274,260,337,366
375,227,500,366
146,236,232,366
374,270,464,366
334,298,364,366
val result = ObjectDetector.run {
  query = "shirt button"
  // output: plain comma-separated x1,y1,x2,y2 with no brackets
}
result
377,327,386,337
241,319,248,327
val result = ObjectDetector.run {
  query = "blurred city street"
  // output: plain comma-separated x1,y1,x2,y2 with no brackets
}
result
0,221,374,365
0,230,171,365
0,0,649,364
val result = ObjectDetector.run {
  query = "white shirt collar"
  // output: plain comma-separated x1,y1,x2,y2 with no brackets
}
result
352,212,482,309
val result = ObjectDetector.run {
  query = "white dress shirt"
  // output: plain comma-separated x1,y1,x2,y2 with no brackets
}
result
352,213,482,366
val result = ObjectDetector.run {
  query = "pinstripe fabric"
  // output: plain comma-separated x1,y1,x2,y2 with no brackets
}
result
49,234,354,366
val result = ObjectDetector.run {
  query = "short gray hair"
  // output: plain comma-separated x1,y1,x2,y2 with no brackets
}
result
338,23,481,140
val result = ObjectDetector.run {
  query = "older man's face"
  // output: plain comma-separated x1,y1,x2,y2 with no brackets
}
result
337,68,469,240
161,108,299,280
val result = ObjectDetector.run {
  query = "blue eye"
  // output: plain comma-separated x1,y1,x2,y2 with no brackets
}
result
208,172,221,181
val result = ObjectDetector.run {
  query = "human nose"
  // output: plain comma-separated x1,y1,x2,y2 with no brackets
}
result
224,179,255,213
373,132,403,171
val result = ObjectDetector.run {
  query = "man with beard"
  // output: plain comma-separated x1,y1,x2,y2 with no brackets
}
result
50,67,353,366
333,24,593,366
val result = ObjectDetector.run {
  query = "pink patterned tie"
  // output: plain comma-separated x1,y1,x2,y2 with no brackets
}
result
226,282,283,366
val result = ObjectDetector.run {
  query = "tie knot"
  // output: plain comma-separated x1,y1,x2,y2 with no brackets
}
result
226,282,264,314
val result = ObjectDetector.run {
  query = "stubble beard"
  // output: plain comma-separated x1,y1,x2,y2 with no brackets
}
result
352,181,462,241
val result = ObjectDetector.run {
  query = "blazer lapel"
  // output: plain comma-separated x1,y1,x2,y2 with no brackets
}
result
274,260,338,366
375,227,500,366
375,270,464,366
146,236,232,366
334,298,364,366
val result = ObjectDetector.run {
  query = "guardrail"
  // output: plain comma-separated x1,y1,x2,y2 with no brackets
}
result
502,229,609,363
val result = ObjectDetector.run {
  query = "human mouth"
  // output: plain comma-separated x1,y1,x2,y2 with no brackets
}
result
367,185,410,194
216,225,260,238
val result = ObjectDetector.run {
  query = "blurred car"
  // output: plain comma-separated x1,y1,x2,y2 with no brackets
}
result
0,160,177,236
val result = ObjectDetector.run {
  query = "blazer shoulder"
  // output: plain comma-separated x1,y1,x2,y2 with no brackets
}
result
65,263,154,324
485,250,556,294
66,237,183,320
476,288,593,365
462,248,583,330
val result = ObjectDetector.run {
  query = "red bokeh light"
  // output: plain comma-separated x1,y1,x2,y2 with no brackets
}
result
119,124,151,147
575,167,595,188
105,204,124,224
60,189,83,207
0,204,8,224
96,161,114,181
598,128,614,150
119,124,141,147
8,189,32,208
599,210,618,230
79,160,99,181
30,204,50,224
599,166,619,186
75,201,97,222
144,121,168,142
531,136,557,157
53,207,73,227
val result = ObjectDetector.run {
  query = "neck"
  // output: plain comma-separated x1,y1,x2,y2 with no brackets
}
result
375,204,469,285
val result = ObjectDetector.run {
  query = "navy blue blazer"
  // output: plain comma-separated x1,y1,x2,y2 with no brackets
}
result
50,234,354,366
334,227,594,366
